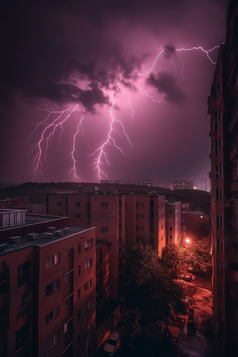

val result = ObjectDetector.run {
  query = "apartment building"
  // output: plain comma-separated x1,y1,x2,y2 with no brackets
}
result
46,192,125,299
125,194,166,257
208,1,238,355
0,213,96,357
165,201,181,246
168,181,194,190
96,240,111,312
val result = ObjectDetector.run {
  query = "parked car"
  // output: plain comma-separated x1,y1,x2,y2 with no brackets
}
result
181,274,194,282
103,332,120,356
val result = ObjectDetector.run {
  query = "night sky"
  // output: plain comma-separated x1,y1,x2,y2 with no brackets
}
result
0,0,228,185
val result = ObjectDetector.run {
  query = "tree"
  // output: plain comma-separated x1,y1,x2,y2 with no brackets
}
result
120,243,186,357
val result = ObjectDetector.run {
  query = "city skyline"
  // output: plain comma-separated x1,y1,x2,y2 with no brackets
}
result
0,0,228,184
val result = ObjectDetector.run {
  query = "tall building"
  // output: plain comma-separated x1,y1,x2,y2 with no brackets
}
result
208,1,238,356
125,194,166,257
46,192,126,300
0,211,96,357
165,201,181,246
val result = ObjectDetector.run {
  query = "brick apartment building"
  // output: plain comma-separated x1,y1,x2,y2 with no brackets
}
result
165,201,181,246
0,212,96,357
45,192,125,300
125,194,166,257
208,1,238,355
45,191,166,267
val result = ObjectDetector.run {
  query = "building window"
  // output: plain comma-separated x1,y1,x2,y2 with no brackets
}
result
45,306,60,326
139,225,144,230
100,214,107,220
136,203,139,209
78,288,81,298
215,140,218,155
216,188,222,201
57,202,61,207
77,335,81,344
100,227,108,233
16,323,30,351
84,258,92,270
220,239,223,252
101,202,108,208
78,244,81,254
169,227,172,231
218,284,223,299
84,279,92,292
216,215,223,229
169,210,172,214
170,235,172,239
161,235,163,241
86,300,92,311
161,224,163,229
140,203,144,208
17,261,31,287
75,214,80,219
75,202,80,207
45,332,59,355
77,311,81,321
161,213,163,218
140,214,144,219
85,238,93,249
218,138,222,151
17,292,31,319
46,280,60,297
78,265,81,275
46,254,60,269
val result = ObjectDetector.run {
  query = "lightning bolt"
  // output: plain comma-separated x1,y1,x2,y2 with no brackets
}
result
69,109,85,180
27,42,220,181
138,45,220,76
128,92,135,119
91,91,132,179
28,104,82,174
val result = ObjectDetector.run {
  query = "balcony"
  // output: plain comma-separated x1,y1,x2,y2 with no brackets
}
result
230,282,238,311
230,110,238,133
0,311,8,333
230,143,238,160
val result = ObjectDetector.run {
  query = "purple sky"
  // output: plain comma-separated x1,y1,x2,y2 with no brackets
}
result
0,0,228,185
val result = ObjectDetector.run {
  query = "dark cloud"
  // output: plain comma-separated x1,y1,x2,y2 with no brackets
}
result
164,44,176,58
146,72,186,104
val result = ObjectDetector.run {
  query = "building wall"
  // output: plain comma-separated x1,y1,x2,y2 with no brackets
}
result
165,202,181,245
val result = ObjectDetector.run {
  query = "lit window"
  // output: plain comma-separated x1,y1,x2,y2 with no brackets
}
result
85,238,93,249
84,258,92,270
46,254,60,269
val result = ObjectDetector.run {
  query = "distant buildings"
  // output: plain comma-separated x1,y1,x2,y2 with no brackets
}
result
208,1,238,355
198,179,211,192
168,181,194,191
139,180,153,187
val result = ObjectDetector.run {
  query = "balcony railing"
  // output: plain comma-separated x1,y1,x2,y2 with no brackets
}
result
0,313,9,333
230,143,238,160
230,110,238,132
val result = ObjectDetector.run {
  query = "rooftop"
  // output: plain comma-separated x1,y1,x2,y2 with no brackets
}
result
0,225,94,256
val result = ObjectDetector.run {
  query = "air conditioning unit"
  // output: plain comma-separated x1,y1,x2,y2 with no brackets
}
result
9,236,21,244
55,230,64,237
42,232,54,239
26,232,38,241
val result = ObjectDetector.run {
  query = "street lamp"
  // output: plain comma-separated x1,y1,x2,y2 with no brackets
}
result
185,238,190,243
